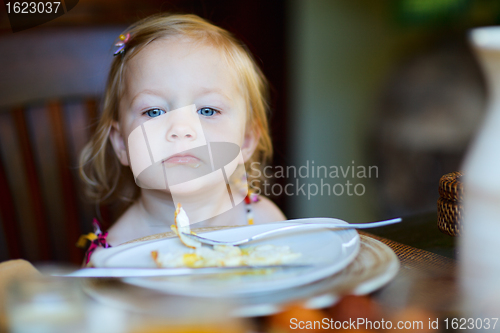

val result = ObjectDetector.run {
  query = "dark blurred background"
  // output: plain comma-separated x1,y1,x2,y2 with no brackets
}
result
0,0,497,263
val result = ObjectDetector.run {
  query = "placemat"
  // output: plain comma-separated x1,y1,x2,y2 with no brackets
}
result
359,231,456,273
359,231,458,312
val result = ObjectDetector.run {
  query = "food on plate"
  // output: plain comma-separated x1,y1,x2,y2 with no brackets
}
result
152,243,302,268
151,204,301,268
170,203,201,249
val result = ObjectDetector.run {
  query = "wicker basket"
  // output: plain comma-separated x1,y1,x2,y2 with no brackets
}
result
437,171,463,236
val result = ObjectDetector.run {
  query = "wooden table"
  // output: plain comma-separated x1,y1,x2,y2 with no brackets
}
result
1,211,461,332
365,211,460,316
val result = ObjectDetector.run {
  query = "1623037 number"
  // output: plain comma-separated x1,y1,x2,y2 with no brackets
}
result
444,318,498,330
6,2,61,14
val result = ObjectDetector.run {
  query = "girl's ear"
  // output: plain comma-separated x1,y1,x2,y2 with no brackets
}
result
109,121,130,166
241,127,260,162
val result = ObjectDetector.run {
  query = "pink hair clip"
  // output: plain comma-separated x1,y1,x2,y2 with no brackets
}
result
114,33,130,56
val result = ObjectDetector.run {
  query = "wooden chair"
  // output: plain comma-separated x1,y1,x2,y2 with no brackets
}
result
0,26,123,264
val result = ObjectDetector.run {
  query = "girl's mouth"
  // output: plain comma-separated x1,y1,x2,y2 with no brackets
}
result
163,154,201,168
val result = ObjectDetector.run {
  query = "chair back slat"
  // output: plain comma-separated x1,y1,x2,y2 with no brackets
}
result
86,98,99,136
48,101,83,264
11,107,51,260
0,154,22,259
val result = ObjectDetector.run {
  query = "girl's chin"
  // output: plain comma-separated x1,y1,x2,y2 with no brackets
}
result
136,163,229,195
169,184,217,196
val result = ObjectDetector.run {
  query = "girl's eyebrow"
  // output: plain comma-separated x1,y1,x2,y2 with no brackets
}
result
129,89,164,107
129,88,234,108
197,87,233,102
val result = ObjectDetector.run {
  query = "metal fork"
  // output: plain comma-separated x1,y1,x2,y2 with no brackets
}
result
181,217,402,246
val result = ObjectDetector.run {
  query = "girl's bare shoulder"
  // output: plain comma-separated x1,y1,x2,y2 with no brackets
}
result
252,196,286,224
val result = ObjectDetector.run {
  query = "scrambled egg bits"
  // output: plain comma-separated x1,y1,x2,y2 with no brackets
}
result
153,244,301,268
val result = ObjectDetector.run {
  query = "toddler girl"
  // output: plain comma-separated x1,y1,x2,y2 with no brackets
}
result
78,13,285,260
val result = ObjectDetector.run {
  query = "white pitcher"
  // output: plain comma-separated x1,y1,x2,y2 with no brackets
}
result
462,26,500,318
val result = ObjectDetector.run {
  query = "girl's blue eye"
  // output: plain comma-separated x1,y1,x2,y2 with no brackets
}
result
198,107,218,117
145,109,165,118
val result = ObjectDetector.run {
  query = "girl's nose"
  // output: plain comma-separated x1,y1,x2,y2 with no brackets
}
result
165,112,198,142
167,125,196,141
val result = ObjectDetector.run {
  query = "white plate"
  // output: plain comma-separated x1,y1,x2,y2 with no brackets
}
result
92,221,360,296
84,235,398,317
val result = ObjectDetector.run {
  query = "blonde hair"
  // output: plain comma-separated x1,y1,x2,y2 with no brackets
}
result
79,13,273,207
